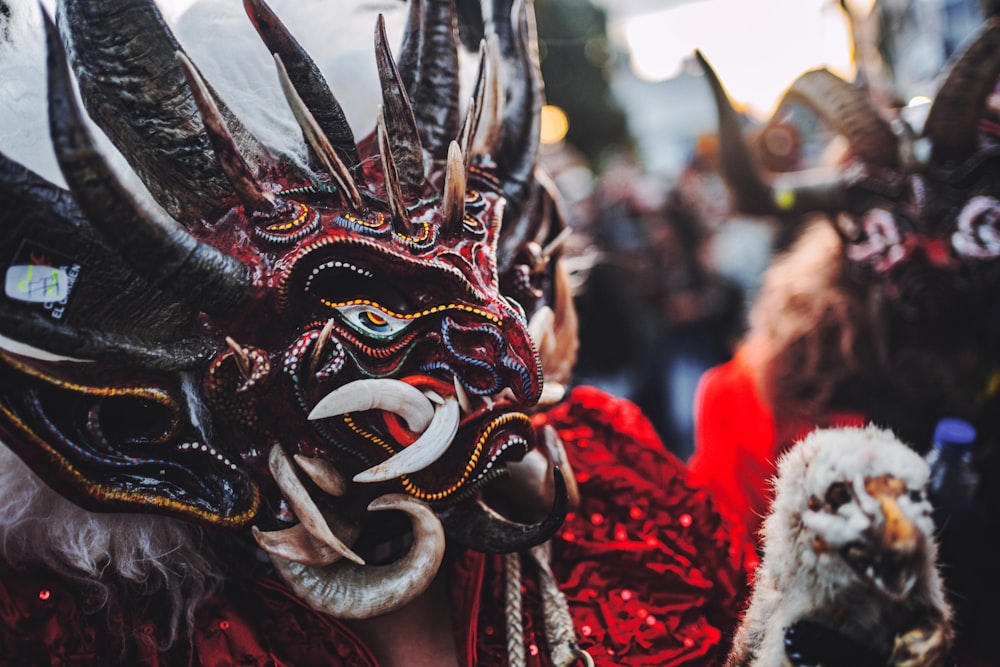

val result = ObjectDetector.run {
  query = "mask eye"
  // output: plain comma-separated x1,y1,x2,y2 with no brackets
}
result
825,481,852,511
334,303,412,339
953,195,1000,259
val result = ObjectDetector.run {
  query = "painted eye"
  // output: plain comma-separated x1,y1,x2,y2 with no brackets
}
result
953,195,1000,259
335,303,412,339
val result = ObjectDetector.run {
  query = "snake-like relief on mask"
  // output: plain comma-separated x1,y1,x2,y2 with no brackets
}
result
0,0,572,618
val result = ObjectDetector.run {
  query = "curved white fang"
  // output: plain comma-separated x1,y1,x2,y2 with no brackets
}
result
308,379,434,432
353,396,460,483
269,445,365,565
252,524,344,567
294,454,348,496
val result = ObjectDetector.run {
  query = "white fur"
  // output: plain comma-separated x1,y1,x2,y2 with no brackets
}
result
727,425,952,666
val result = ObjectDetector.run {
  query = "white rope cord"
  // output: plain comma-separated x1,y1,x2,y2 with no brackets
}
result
505,551,527,667
529,542,595,667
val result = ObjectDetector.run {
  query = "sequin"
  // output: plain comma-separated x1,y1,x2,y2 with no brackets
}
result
620,589,632,601
629,506,644,520
590,512,604,526
684,637,696,649
38,590,51,601
645,615,657,626
679,513,693,527
529,644,539,656
220,620,231,630
581,625,592,636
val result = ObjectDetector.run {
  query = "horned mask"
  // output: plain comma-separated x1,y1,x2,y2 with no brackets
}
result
0,0,575,619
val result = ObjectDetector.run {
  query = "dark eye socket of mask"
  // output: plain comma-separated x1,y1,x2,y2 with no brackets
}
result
307,265,412,313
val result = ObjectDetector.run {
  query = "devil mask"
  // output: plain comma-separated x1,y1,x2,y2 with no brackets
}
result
0,0,573,619
699,20,1000,308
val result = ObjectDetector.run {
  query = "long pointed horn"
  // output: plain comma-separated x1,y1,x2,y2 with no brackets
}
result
441,141,467,234
470,36,505,160
778,68,898,168
45,12,250,314
696,50,778,215
396,0,462,161
57,0,265,222
923,18,1000,164
492,0,541,210
439,466,568,553
274,55,363,209
242,0,363,177
378,107,413,232
177,52,276,213
375,13,426,187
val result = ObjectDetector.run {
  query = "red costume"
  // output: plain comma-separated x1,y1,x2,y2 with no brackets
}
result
688,347,864,540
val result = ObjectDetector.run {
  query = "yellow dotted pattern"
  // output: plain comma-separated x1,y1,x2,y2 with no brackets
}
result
319,298,501,325
342,211,386,229
264,202,311,232
396,221,432,243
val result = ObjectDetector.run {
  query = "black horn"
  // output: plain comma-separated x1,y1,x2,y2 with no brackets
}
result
396,0,462,161
45,11,251,315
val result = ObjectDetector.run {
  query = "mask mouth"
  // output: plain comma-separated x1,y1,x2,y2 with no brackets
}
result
839,539,919,598
307,374,536,505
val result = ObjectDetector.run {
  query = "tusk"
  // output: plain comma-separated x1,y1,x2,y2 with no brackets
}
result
268,445,365,565
353,397,460,483
253,523,351,567
308,378,434,433
294,454,348,496
537,381,566,407
309,318,337,377
225,336,252,380
268,494,445,619
527,305,554,351
453,375,474,414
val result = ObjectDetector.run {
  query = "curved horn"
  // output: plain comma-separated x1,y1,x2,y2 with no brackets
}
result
439,466,568,553
375,14,426,187
45,12,251,315
268,494,446,619
396,0,462,161
242,0,363,176
177,52,276,213
697,50,846,216
778,68,898,168
57,0,264,222
923,18,1000,164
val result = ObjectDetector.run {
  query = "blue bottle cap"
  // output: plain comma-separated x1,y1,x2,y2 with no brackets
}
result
933,417,976,448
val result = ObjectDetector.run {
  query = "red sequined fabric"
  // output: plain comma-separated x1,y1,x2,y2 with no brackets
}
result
0,387,751,665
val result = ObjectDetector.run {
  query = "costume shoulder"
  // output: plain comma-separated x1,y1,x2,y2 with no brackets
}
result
535,386,753,665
